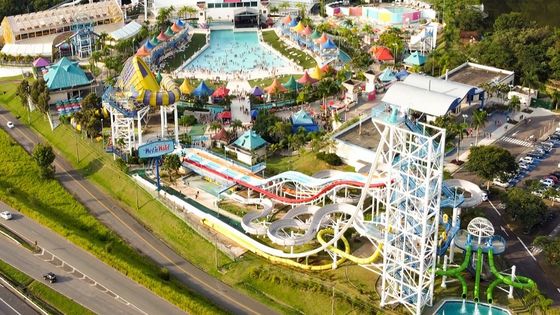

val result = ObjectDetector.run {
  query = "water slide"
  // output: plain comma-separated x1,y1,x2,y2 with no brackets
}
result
486,247,535,303
317,228,383,264
473,247,483,302
435,243,472,298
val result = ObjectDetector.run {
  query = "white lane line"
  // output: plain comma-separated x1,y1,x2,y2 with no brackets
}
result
557,288,560,295
0,296,23,315
488,200,502,216
517,236,537,261
500,226,510,237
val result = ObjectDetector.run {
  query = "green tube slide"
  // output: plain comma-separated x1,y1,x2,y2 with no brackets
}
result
474,247,483,302
436,244,472,298
486,247,536,303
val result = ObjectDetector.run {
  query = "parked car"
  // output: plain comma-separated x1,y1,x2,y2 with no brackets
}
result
6,121,14,129
43,272,57,283
540,178,555,187
537,145,552,152
520,156,534,164
545,175,560,184
0,211,12,220
519,163,531,170
481,191,488,201
493,178,510,188
527,152,544,159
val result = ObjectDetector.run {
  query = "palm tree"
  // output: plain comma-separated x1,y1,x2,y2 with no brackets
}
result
508,95,521,114
268,121,290,143
449,122,468,161
231,119,242,136
279,2,290,14
471,109,488,145
209,121,222,135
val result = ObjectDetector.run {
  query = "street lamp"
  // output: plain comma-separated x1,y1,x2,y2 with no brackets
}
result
462,114,468,124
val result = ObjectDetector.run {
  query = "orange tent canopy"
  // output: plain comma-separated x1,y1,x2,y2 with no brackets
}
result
264,78,288,94
282,15,292,24
315,33,328,44
136,45,150,57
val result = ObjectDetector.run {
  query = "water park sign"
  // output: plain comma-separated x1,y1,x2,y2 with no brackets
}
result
138,140,175,158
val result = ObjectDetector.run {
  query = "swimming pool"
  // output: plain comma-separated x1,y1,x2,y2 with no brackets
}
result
182,30,291,76
434,300,511,315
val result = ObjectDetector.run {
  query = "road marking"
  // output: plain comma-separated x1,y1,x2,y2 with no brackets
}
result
517,236,537,261
3,113,263,315
500,136,534,148
557,288,560,295
500,226,509,237
488,200,502,216
0,296,23,315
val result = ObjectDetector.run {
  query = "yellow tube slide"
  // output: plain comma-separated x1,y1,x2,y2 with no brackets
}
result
317,228,383,264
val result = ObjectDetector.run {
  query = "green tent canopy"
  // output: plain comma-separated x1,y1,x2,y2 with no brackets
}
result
283,75,302,91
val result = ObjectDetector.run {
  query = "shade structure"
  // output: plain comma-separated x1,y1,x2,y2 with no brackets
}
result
395,69,409,80
264,78,287,94
155,72,162,84
176,19,186,28
403,51,427,66
288,18,298,27
136,45,150,57
33,57,50,67
165,26,175,37
315,33,328,44
171,22,182,33
310,29,321,39
193,81,214,97
321,64,331,73
212,86,230,98
180,79,194,94
251,86,264,96
283,75,302,91
282,15,292,25
379,68,396,82
157,31,170,42
309,66,323,80
297,71,317,85
149,36,160,46
300,25,313,36
372,46,394,61
216,111,232,120
321,38,337,50
292,21,305,33
144,40,155,50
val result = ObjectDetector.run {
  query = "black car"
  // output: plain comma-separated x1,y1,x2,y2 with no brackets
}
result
43,272,57,283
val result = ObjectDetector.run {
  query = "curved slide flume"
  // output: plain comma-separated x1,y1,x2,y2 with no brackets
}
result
474,247,483,302
486,247,535,303
317,228,383,264
436,244,472,298
125,56,181,107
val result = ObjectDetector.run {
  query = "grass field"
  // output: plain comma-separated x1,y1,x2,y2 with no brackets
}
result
267,150,355,176
0,259,95,315
165,33,207,70
0,79,388,314
261,30,317,69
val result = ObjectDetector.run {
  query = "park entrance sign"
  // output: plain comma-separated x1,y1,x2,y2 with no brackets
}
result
138,139,175,190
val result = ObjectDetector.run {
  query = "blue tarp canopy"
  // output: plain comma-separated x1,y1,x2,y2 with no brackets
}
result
403,51,427,66
193,81,214,97
322,38,337,50
291,109,318,132
395,69,409,80
379,68,397,82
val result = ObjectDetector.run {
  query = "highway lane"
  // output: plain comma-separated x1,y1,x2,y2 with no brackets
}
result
0,107,277,315
0,283,38,315
0,205,184,315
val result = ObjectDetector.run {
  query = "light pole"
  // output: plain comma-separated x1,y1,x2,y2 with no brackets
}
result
462,114,468,124
101,118,104,149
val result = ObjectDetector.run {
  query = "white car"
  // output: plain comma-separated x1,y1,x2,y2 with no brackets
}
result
481,191,488,201
540,178,555,187
6,121,14,129
0,211,12,220
493,178,509,188
519,156,534,164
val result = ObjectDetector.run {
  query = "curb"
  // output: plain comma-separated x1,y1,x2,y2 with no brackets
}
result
0,276,49,315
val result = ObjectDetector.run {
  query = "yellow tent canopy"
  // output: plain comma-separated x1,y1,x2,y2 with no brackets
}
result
309,65,324,80
180,78,194,94
292,21,305,33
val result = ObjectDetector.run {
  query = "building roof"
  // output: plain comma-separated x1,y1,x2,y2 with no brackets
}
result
44,57,92,90
232,130,267,151
444,62,515,87
110,21,142,41
382,82,461,117
3,1,122,37
403,51,426,66
211,128,231,142
33,57,50,67
291,109,314,125
403,73,477,99
1,43,52,57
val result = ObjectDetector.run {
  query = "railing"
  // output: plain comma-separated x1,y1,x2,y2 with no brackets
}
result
251,99,295,110
194,147,266,173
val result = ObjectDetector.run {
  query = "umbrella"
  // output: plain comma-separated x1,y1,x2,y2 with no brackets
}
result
321,38,337,50
292,21,305,33
264,78,287,94
157,31,170,42
212,86,230,98
310,29,321,39
315,33,328,44
297,71,317,85
193,80,214,97
165,26,175,37
309,66,323,80
33,57,50,67
252,86,264,96
283,76,302,91
282,15,292,25
180,79,194,94
136,45,150,57
300,25,313,36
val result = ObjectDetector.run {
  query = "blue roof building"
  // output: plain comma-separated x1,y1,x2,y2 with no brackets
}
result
291,109,319,132
44,57,92,91
403,51,427,67
229,130,268,166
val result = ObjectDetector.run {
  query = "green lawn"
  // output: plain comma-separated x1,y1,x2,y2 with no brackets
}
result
261,30,317,69
267,150,355,176
248,74,299,88
0,80,388,314
0,259,95,315
165,33,207,71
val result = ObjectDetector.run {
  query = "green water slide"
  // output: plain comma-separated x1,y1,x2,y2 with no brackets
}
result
436,244,472,298
486,247,536,303
473,247,483,302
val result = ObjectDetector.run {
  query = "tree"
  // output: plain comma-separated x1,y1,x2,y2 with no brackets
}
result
16,79,29,109
253,110,282,143
156,7,174,30
455,7,484,32
81,93,101,111
505,188,547,231
32,143,56,179
209,121,222,135
230,119,243,137
508,95,521,113
449,122,468,160
162,154,181,182
465,145,517,189
179,114,197,127
471,109,487,145
268,121,291,144
378,28,404,62
534,236,560,265
493,12,531,32
524,287,553,315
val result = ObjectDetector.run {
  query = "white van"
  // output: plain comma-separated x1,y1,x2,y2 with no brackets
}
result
519,156,534,164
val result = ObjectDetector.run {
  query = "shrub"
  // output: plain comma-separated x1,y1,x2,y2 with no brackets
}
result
159,267,170,281
316,152,343,166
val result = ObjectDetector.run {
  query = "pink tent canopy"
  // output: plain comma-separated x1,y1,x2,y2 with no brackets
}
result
297,71,317,85
157,31,170,42
299,25,313,36
212,86,230,98
33,57,50,67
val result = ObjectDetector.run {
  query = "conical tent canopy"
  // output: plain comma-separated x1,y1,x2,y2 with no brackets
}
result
144,40,155,50
33,57,50,67
372,46,393,61
309,66,323,80
171,23,182,33
297,71,317,85
315,33,328,44
311,29,321,39
292,21,305,33
283,76,302,91
378,68,396,82
157,31,170,42
176,19,186,28
193,81,214,97
212,86,230,98
288,18,298,27
149,36,160,46
322,38,337,50
282,15,292,25
264,78,287,94
165,26,175,37
403,51,426,66
321,64,331,73
251,86,264,96
155,72,163,84
136,45,150,57
180,79,194,94
300,25,313,36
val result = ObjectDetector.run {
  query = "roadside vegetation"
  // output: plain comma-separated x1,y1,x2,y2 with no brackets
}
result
0,259,95,315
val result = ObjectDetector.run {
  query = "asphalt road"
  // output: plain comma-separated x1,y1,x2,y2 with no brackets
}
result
0,282,38,315
0,205,184,315
0,107,276,315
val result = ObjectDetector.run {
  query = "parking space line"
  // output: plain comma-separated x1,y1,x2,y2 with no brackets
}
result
488,200,502,216
517,236,537,261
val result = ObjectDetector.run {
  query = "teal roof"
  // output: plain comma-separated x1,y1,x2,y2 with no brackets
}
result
44,57,91,90
379,68,396,82
403,51,427,66
233,130,267,151
291,109,314,125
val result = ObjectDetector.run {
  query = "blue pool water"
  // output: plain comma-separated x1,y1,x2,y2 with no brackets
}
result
183,30,290,75
435,300,511,315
